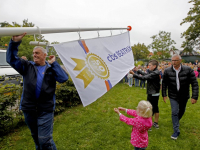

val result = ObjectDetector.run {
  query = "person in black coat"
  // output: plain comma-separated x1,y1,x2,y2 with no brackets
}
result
130,60,160,130
162,54,199,140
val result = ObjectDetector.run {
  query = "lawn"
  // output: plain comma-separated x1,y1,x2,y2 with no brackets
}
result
1,79,200,150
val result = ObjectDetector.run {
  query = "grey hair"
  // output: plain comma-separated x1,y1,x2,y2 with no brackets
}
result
136,100,152,118
172,54,181,60
33,46,47,54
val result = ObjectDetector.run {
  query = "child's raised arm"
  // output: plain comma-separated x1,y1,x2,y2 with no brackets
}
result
127,109,138,117
118,107,126,111
118,107,138,117
120,114,137,126
114,108,120,114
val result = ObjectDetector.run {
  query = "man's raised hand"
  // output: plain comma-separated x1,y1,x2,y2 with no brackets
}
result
12,32,27,42
48,55,56,64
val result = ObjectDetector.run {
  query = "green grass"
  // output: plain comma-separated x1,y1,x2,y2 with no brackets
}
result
1,80,200,150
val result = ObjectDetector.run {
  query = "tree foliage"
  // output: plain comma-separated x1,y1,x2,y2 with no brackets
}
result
0,19,35,28
0,19,48,61
131,43,150,61
180,0,200,51
148,31,176,60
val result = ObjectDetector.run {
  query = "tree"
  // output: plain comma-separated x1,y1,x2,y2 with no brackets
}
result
0,19,47,60
148,31,176,60
48,41,59,56
180,0,200,51
0,21,10,27
22,19,34,27
131,43,150,61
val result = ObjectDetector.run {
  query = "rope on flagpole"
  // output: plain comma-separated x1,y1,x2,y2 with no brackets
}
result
77,27,81,39
30,26,48,46
97,27,100,37
36,26,42,41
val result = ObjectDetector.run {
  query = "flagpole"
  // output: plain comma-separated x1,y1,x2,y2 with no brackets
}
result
0,26,132,37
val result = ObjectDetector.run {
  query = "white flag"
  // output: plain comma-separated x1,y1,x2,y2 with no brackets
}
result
53,32,134,106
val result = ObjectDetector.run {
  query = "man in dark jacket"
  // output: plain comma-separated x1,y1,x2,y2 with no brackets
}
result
130,60,160,130
162,54,199,140
6,33,68,150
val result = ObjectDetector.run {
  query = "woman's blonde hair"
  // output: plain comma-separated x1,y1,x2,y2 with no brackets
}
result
136,100,152,118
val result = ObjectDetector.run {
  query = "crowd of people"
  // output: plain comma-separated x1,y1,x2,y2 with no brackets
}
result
124,59,200,88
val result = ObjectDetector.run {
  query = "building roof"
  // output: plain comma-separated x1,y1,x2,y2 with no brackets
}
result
179,50,200,56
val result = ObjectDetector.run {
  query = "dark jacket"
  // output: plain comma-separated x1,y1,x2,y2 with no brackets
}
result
6,40,68,112
133,68,160,94
162,65,199,100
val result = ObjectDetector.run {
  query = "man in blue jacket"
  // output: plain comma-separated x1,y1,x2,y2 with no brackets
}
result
6,33,68,150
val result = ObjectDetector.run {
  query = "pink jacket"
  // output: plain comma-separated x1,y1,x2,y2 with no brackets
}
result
120,109,152,148
194,71,199,77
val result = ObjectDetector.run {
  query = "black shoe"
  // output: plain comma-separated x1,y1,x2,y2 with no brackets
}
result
153,122,159,129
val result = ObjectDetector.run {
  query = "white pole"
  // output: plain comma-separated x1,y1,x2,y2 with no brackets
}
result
29,41,49,46
0,26,132,37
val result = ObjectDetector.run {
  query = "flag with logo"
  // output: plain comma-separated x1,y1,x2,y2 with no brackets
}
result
53,32,134,106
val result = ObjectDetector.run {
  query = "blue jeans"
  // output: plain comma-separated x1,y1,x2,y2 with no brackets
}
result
134,147,146,150
169,98,188,133
124,75,128,83
128,77,133,86
140,80,145,88
135,78,139,87
23,111,57,150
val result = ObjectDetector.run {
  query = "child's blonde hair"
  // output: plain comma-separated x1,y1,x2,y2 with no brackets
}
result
136,100,152,118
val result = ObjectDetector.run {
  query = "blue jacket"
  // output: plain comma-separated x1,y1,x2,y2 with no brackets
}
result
6,40,68,112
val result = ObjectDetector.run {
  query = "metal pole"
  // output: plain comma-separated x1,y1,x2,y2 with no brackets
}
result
0,26,132,37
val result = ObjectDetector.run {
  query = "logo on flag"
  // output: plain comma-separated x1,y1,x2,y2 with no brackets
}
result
53,32,134,106
71,40,112,90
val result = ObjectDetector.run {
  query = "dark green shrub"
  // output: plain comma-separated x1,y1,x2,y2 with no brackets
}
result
0,83,23,136
0,77,81,136
55,79,81,114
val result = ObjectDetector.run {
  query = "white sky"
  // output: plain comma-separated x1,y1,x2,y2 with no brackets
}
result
0,0,193,51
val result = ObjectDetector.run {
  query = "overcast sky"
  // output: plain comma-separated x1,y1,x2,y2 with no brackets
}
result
0,0,193,51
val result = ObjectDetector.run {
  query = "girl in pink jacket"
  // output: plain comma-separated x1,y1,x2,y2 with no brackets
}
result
114,100,152,150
